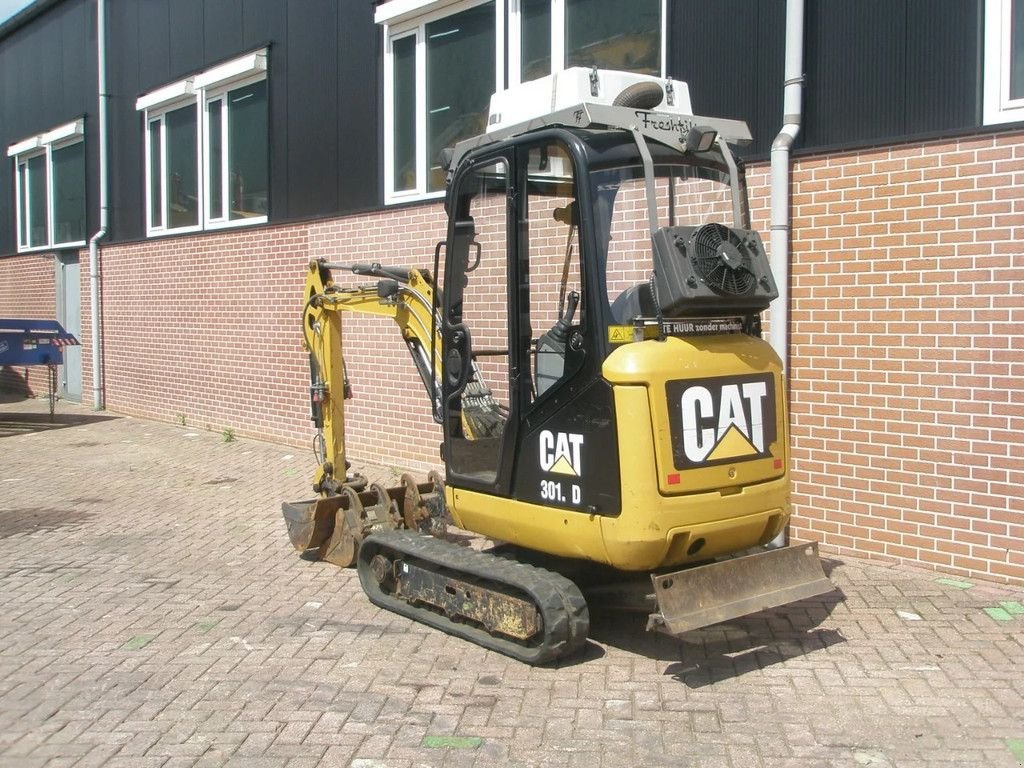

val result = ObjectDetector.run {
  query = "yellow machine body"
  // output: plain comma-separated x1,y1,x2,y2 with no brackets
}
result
447,333,789,572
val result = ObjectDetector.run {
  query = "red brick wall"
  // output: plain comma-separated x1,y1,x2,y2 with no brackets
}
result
88,225,313,445
748,130,1024,584
0,252,57,396
4,128,1019,586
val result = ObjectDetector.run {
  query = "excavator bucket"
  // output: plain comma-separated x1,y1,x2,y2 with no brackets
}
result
281,495,348,552
282,491,377,568
647,541,834,636
282,475,444,567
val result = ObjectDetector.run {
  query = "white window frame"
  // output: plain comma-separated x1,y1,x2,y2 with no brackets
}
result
7,119,86,253
381,0,505,205
378,0,666,204
202,71,269,230
984,0,1024,125
143,91,203,237
137,49,268,238
507,0,666,87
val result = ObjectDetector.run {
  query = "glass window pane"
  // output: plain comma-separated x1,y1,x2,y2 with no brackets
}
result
444,158,509,482
148,120,162,229
524,143,581,400
17,162,28,247
1012,0,1024,100
166,103,199,229
521,0,551,82
393,35,417,192
426,2,494,192
27,153,48,247
566,0,661,75
227,79,268,220
208,99,224,220
52,141,86,244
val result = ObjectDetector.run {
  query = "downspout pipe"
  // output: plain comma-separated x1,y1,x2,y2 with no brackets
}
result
88,0,108,410
769,0,805,374
768,0,804,549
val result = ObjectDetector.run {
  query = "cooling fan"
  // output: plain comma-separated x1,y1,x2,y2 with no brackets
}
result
687,223,757,295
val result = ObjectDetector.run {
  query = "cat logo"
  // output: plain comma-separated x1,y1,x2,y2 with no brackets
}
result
539,430,584,477
667,373,777,468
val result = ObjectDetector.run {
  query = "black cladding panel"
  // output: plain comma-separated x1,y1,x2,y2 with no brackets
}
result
241,0,285,49
0,0,97,255
106,0,143,243
137,0,171,88
168,0,204,78
669,0,785,158
668,0,983,160
99,0,381,242
803,0,908,147
337,0,382,213
904,0,980,134
285,0,340,218
204,0,243,63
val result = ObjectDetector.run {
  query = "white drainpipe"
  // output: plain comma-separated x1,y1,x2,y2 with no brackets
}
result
88,0,108,410
769,0,805,548
769,0,805,374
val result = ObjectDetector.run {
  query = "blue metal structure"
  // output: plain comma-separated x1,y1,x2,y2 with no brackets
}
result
0,318,80,416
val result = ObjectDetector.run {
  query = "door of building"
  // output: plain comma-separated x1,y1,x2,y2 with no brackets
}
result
56,253,82,402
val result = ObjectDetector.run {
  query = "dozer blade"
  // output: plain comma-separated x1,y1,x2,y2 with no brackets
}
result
648,541,834,636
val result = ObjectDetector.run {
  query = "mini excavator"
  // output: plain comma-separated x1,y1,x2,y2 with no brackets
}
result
282,69,833,664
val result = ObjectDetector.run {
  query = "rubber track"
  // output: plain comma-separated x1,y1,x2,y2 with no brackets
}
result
356,529,589,665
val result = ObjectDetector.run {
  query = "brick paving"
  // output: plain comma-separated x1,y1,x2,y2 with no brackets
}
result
1,394,1023,768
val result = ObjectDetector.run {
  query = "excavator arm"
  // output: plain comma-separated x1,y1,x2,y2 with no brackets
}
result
301,258,442,496
284,258,504,572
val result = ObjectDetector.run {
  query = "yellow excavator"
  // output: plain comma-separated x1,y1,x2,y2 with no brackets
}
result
282,69,833,664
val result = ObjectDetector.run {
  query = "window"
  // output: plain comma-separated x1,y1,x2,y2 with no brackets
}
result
378,0,664,203
984,0,1024,125
7,120,87,252
521,142,584,401
564,0,661,76
382,1,501,203
137,49,268,236
509,0,665,85
442,157,511,483
519,0,552,83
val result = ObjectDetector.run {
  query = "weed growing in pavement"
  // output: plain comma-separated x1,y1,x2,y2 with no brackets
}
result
223,428,236,443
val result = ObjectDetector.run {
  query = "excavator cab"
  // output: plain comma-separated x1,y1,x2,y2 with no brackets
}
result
438,110,786,568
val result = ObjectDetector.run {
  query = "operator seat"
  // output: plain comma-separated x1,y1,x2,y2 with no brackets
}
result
611,283,656,324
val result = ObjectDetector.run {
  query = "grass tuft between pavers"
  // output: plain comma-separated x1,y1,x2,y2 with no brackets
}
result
935,577,973,590
983,607,1013,623
122,635,154,650
1006,738,1024,761
422,735,484,749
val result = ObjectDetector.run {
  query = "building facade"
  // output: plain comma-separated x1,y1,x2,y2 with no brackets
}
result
1,0,1022,584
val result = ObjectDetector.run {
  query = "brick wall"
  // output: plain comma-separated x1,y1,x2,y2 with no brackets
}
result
3,128,1020,585
87,225,314,447
0,252,57,397
748,130,1024,584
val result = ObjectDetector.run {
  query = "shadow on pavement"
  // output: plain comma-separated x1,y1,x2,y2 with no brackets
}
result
0,404,119,438
0,508,95,541
588,587,846,686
